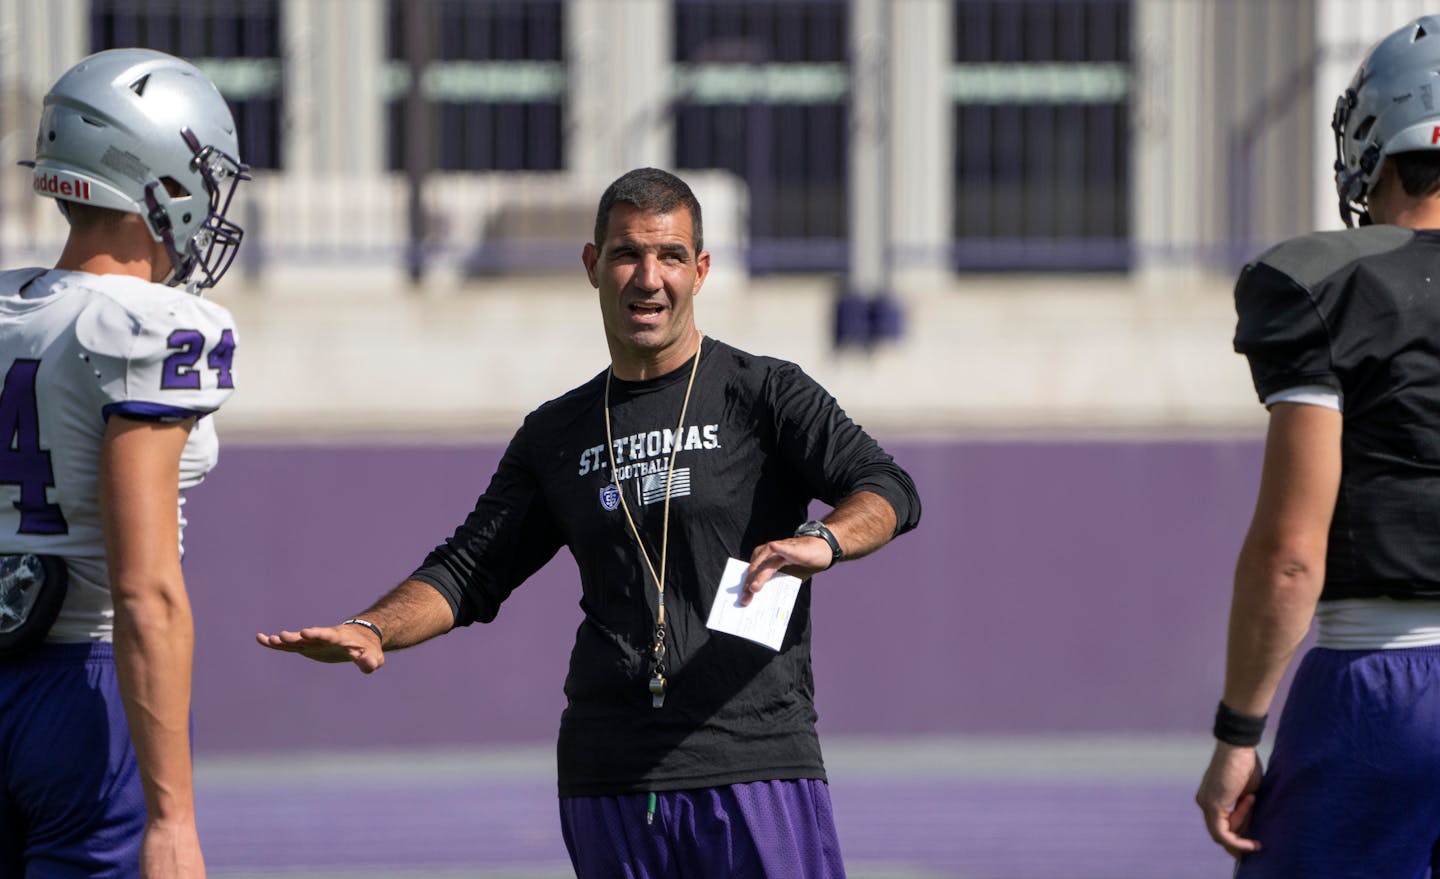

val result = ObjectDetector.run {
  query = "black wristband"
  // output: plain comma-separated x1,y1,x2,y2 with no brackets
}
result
1213,701,1266,747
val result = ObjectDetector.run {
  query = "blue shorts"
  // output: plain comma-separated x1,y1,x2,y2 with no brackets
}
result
560,778,845,878
0,642,144,878
1238,646,1440,879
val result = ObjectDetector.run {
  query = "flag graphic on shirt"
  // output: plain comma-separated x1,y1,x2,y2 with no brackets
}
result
641,467,692,505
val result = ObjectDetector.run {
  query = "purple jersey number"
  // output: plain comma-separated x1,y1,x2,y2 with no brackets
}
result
0,360,68,534
206,328,236,389
163,328,236,391
161,329,204,390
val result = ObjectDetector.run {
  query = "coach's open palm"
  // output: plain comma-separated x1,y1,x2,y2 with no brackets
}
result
255,625,385,673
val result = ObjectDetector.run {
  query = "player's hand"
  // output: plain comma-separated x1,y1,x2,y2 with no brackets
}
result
742,537,833,606
255,624,385,673
139,816,205,879
1196,741,1264,858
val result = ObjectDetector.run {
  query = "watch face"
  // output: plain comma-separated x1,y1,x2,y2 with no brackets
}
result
795,522,839,559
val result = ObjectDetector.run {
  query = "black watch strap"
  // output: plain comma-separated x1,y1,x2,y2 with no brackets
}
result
794,520,842,568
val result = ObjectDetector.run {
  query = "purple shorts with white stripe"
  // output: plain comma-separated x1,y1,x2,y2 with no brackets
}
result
0,642,145,878
1238,646,1440,878
560,778,845,878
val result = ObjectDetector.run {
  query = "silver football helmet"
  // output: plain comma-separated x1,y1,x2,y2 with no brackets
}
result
28,48,249,289
1333,16,1440,227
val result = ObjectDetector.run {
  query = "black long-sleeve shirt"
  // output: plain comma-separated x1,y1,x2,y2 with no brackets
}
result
412,338,920,796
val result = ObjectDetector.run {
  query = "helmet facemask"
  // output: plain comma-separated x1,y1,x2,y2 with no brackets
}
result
144,126,249,290
1332,89,1380,228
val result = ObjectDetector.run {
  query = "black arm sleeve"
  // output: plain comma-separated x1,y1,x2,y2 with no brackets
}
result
765,362,921,535
409,421,565,626
1233,261,1339,402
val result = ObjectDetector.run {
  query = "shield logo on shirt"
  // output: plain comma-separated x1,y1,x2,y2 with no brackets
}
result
599,484,620,511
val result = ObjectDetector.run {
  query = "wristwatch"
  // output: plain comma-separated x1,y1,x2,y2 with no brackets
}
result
794,520,842,568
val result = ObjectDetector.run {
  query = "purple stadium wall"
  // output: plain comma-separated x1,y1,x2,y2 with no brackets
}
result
184,438,1261,755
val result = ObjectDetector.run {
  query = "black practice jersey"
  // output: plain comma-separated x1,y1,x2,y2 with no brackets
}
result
1235,225,1440,601
411,338,921,796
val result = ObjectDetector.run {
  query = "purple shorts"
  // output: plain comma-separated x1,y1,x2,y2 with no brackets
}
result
560,778,845,878
0,642,145,878
1237,646,1440,878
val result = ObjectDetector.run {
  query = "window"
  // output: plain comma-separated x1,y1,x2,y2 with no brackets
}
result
952,0,1131,270
384,0,564,172
90,0,283,170
674,0,849,273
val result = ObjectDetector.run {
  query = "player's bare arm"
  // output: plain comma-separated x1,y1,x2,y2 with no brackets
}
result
1196,402,1340,857
100,416,206,879
743,489,900,603
1222,404,1340,715
256,578,455,673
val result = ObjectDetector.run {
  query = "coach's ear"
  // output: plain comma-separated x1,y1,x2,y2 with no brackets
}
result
691,248,710,295
582,242,600,288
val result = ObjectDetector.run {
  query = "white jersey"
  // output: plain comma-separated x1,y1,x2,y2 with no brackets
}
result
0,268,237,641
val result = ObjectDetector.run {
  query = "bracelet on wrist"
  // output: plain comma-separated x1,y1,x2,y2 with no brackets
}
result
341,618,384,644
1213,700,1266,747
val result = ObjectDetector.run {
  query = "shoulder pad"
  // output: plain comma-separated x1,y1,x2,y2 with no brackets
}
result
1253,226,1414,290
74,282,238,420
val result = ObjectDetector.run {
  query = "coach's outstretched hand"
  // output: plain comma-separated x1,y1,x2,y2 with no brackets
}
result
256,625,385,674
257,580,454,673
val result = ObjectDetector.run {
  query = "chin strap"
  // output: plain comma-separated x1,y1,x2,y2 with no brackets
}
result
142,180,192,287
1339,197,1373,229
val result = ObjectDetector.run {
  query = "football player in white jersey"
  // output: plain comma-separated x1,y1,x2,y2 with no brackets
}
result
0,49,247,878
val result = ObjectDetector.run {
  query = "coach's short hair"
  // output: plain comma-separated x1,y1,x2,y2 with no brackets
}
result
593,168,704,253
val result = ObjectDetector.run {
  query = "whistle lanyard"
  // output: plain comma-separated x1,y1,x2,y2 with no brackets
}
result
603,333,703,709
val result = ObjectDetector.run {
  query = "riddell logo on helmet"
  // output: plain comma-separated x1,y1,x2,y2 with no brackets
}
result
33,173,90,201
1432,126,1440,144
